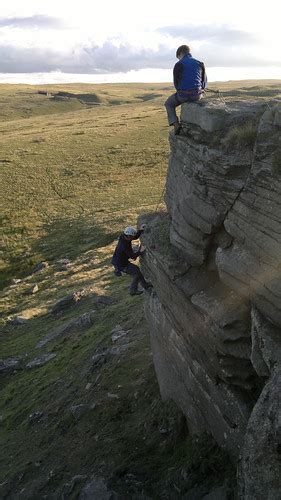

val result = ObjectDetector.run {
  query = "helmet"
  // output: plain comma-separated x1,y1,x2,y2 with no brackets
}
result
124,226,137,237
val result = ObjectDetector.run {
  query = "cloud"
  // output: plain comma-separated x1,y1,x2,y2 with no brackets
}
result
0,15,63,29
0,35,280,74
155,24,281,69
0,42,174,73
0,45,82,73
157,24,259,45
81,42,175,73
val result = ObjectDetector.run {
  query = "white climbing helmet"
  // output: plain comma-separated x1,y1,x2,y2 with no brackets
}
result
124,226,137,237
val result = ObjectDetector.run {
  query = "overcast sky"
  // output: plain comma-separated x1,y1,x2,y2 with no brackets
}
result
0,0,280,83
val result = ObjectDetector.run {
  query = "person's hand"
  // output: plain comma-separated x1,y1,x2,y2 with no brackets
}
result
140,245,145,255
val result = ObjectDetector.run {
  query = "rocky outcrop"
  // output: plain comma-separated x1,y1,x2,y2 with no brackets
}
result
237,368,281,499
140,99,281,475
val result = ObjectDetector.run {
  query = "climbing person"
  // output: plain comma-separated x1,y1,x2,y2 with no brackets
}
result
112,225,152,296
165,45,207,135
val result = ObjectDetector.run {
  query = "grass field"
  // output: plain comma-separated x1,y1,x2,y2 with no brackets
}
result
1,80,280,498
0,83,171,287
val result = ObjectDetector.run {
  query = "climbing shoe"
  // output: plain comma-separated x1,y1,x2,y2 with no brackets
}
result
130,290,143,296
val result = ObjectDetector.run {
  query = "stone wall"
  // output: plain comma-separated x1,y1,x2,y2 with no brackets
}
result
140,99,281,494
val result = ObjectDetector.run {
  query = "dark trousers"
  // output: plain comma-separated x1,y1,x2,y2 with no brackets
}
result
165,92,201,125
122,263,148,293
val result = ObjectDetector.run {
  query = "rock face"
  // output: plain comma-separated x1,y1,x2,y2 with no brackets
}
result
237,369,281,499
140,99,281,471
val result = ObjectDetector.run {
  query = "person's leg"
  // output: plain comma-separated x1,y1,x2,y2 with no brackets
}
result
123,263,150,294
164,93,182,126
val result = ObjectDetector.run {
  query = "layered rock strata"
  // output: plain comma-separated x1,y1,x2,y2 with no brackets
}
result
140,100,281,469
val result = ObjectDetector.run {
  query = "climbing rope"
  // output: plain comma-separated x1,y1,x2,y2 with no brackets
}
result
204,88,226,105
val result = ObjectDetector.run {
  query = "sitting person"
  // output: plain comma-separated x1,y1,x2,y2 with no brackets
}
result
165,44,207,134
112,225,152,296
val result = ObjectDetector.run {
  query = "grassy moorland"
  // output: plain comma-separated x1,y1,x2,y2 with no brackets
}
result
0,80,280,498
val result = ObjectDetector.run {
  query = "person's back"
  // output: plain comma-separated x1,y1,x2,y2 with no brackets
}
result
165,45,207,134
175,54,205,94
111,225,152,296
112,233,138,270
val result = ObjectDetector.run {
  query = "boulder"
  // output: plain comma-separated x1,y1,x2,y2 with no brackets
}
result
0,356,23,373
27,284,39,295
180,100,265,133
92,351,109,368
70,404,90,421
28,411,43,424
111,325,129,342
61,475,87,499
79,477,118,499
91,294,117,308
51,290,86,315
36,310,95,348
33,261,49,273
8,316,28,326
56,258,72,271
26,353,56,369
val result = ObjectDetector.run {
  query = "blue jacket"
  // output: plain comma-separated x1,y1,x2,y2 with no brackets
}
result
112,231,143,270
173,54,207,97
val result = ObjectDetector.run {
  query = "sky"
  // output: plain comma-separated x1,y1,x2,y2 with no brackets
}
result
0,0,280,83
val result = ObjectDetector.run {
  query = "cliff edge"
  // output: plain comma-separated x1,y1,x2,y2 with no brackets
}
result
140,99,281,496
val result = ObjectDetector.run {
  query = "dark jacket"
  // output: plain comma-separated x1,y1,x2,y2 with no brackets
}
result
173,54,207,97
112,231,143,270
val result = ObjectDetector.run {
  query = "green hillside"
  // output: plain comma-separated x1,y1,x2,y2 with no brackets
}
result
1,80,280,498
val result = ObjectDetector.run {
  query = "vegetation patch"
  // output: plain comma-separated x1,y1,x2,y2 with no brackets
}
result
223,120,258,151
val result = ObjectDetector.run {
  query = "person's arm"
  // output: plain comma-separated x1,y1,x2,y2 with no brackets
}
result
173,61,183,90
132,229,143,240
121,240,141,260
132,223,147,240
200,62,207,89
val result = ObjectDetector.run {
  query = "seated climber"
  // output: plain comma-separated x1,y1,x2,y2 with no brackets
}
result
112,225,152,296
165,45,207,135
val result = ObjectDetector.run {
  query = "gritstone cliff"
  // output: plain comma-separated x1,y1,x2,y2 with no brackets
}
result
140,99,281,497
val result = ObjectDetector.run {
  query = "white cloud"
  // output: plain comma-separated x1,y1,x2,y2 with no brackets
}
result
0,15,63,29
0,1,280,81
0,32,279,75
158,24,259,45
